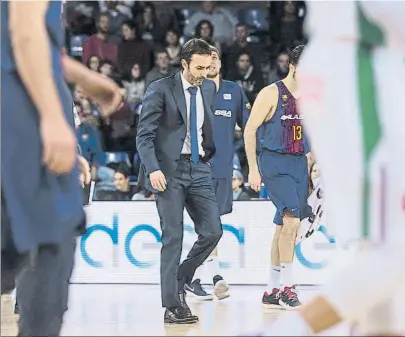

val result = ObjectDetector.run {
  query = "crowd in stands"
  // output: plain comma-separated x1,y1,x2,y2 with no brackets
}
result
66,0,307,201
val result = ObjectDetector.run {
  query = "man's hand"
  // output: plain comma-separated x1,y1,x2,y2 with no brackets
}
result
248,170,262,192
150,170,167,192
78,155,91,187
93,85,123,117
61,55,123,116
41,117,77,174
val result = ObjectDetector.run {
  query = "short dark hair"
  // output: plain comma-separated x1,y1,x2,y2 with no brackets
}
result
235,23,247,30
290,45,305,66
99,59,113,68
195,20,214,39
116,162,130,178
98,12,109,22
209,45,221,60
180,38,212,65
154,48,168,60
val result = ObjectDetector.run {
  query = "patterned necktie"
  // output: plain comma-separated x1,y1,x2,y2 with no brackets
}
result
187,86,199,164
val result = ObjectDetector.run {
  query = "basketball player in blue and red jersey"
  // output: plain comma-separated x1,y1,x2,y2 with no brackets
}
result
184,46,251,301
1,1,122,335
244,45,312,310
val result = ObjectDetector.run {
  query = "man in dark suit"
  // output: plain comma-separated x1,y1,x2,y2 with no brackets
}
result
136,38,223,324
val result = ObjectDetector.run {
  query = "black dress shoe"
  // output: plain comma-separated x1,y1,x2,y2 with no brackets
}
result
164,306,199,324
179,289,193,315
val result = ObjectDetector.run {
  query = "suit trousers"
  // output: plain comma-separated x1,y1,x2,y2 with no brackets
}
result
1,191,77,336
156,157,223,308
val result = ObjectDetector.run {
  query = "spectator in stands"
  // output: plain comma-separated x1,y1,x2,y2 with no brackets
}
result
269,1,306,51
136,2,165,45
117,20,152,79
225,23,262,77
76,114,104,179
279,1,306,49
101,1,132,43
232,170,250,201
73,84,86,104
99,59,114,77
122,63,145,108
99,101,136,153
165,29,182,71
131,185,155,201
194,20,221,55
144,49,174,89
268,51,290,84
64,1,99,36
227,51,264,103
86,55,101,72
80,98,93,116
184,1,238,45
99,0,134,20
95,163,136,201
82,12,118,66
112,164,136,200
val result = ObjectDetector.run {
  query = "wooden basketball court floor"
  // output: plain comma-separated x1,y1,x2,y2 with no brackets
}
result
1,284,350,336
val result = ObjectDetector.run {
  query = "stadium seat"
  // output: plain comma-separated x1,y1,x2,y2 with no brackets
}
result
237,8,269,32
97,166,115,183
92,182,117,201
69,34,89,58
102,152,132,168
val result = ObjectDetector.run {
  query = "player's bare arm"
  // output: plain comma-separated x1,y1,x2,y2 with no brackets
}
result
61,55,123,117
10,0,77,174
244,85,278,192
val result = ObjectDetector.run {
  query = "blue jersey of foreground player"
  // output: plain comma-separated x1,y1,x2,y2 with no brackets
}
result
1,1,84,253
210,80,250,178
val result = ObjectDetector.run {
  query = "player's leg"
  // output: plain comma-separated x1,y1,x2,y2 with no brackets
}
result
185,178,231,301
259,152,302,310
210,177,232,300
278,211,301,310
262,223,282,309
262,224,405,336
16,234,77,336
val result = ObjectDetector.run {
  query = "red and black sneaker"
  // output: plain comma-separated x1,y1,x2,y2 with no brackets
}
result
280,286,301,310
262,288,283,309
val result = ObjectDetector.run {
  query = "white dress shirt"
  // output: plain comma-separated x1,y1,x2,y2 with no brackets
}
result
180,74,205,156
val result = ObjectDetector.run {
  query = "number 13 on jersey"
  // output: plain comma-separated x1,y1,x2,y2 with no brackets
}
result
293,125,302,141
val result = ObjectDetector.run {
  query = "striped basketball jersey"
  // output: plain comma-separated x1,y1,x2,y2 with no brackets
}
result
259,81,305,155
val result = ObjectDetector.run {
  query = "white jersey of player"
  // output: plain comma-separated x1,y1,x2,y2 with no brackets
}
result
305,1,360,42
299,2,405,334
305,1,405,52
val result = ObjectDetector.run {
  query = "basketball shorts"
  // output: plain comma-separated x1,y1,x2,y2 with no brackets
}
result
258,151,312,225
212,177,233,216
299,38,405,245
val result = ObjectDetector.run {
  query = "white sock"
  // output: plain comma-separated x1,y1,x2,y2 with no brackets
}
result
267,265,281,292
281,263,293,289
263,312,312,336
206,256,221,279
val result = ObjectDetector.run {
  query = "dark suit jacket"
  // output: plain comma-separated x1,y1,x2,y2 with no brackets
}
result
136,72,216,190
